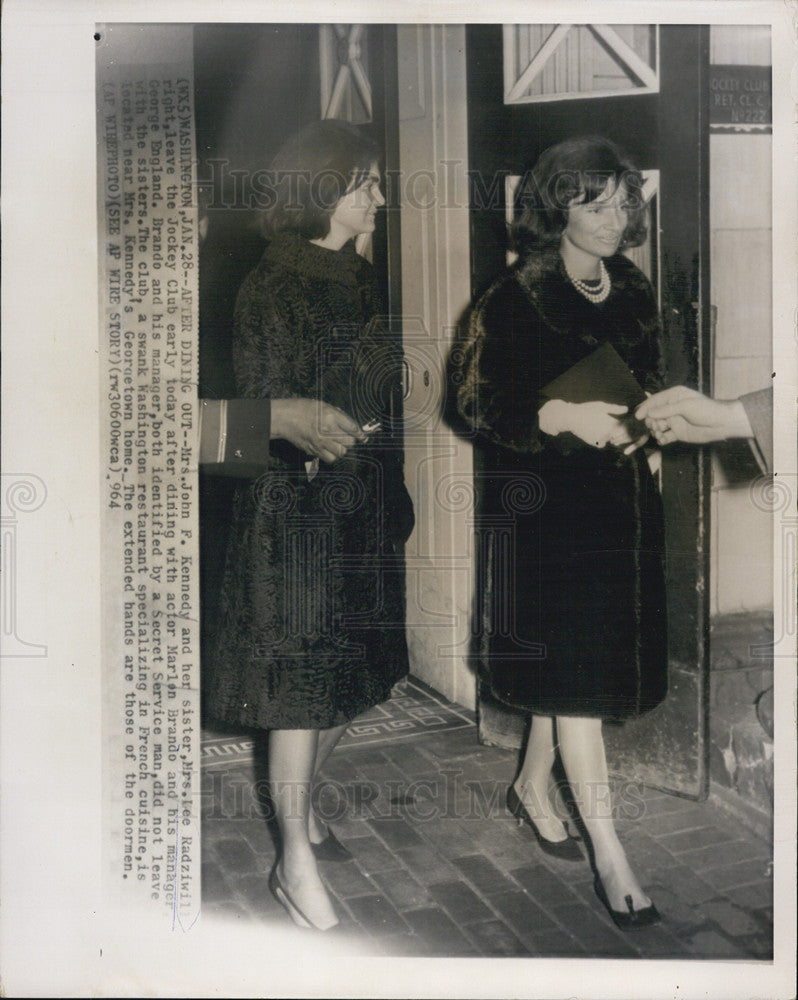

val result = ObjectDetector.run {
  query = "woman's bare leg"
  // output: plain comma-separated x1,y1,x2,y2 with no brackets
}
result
556,715,651,911
269,728,338,929
512,714,570,842
307,722,348,844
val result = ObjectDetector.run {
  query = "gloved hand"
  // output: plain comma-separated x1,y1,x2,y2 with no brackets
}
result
539,399,647,452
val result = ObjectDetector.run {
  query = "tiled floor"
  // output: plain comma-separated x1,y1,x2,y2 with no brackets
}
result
201,685,773,960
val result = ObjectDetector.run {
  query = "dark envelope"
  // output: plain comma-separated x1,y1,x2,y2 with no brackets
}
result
541,342,648,451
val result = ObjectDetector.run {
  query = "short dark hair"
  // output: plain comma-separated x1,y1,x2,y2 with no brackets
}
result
262,119,380,240
512,136,648,258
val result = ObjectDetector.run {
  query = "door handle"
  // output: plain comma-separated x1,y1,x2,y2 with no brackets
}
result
401,357,411,399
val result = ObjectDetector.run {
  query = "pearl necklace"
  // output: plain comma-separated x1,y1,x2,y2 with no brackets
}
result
563,259,611,304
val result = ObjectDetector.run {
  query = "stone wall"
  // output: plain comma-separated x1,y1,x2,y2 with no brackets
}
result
709,611,774,839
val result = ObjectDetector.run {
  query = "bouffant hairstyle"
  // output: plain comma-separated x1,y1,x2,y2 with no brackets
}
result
261,119,380,241
511,136,648,258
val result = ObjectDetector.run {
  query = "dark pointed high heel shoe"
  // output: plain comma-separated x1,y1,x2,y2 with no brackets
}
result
268,866,338,931
310,826,352,862
593,874,661,930
506,785,583,861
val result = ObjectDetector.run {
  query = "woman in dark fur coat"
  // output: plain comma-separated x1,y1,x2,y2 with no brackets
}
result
455,137,667,928
204,120,413,930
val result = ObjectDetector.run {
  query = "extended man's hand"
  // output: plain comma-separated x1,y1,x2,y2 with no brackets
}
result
271,398,367,464
636,387,753,446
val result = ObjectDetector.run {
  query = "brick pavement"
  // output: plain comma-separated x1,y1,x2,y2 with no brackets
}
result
201,692,773,959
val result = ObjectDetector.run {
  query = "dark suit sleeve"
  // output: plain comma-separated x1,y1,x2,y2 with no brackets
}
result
199,398,272,477
739,387,773,475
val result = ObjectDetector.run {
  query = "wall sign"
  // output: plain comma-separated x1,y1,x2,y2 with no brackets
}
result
709,65,771,133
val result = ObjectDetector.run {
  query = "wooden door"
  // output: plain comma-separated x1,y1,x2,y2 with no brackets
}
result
466,24,712,798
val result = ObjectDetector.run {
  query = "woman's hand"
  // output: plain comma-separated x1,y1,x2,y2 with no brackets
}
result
271,398,366,464
539,399,642,450
621,431,651,456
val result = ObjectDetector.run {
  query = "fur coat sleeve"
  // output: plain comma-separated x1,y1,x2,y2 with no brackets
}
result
455,274,548,453
232,270,308,399
231,241,415,546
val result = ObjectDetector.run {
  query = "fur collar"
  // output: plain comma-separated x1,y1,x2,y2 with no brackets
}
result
511,247,648,346
261,231,363,287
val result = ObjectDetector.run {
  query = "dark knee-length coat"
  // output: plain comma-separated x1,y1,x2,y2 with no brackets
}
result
455,250,668,720
203,232,412,731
